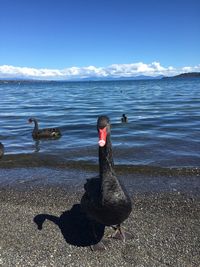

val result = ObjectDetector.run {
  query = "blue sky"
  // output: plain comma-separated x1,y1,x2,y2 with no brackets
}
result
0,0,200,80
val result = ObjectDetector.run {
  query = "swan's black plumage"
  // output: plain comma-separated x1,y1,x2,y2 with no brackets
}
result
81,116,132,239
28,117,61,140
0,142,4,158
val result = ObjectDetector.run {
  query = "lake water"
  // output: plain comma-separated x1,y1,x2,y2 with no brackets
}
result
0,79,200,173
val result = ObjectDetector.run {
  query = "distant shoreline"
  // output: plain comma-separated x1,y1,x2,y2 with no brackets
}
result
162,72,200,79
0,72,200,83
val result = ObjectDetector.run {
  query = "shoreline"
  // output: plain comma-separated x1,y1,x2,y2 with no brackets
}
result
0,152,200,199
0,165,199,196
0,184,199,266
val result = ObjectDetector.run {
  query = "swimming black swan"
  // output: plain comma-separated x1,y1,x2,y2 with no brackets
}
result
121,114,128,123
28,118,61,139
0,142,4,158
81,116,132,241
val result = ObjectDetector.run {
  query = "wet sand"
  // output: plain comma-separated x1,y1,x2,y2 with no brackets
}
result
0,176,199,267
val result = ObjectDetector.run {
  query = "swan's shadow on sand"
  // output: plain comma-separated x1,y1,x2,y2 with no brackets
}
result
33,204,105,247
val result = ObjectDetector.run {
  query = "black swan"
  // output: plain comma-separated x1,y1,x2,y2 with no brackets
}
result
121,114,128,123
28,118,61,140
81,116,132,241
0,142,4,158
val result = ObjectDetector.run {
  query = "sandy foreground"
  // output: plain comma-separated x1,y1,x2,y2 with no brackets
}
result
0,177,199,267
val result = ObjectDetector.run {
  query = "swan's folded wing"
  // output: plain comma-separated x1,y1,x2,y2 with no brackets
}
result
84,177,101,200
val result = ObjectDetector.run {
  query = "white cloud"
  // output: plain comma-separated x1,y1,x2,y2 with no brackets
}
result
0,62,200,80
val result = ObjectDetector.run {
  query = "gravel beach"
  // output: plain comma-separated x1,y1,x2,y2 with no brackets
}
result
0,175,199,267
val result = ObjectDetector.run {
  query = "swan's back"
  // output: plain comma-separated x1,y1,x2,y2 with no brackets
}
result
81,173,132,226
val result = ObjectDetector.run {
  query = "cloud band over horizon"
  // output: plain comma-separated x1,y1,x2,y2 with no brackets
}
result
0,62,200,80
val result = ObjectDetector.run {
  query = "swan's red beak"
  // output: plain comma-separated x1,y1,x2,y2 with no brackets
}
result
98,127,107,147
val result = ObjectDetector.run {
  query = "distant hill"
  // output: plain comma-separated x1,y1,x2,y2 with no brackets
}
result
163,72,200,79
1,73,200,82
73,75,164,81
0,75,164,83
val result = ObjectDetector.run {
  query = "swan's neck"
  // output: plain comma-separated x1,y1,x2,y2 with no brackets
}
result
32,119,39,132
99,136,114,179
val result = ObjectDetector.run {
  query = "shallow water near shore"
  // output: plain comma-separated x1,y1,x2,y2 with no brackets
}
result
0,153,199,195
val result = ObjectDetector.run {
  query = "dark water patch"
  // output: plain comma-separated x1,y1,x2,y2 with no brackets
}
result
0,165,199,196
1,153,200,178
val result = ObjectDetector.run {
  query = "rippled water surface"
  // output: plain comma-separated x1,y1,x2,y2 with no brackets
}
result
0,79,200,168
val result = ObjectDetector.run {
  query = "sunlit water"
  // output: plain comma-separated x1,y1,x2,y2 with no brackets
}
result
0,79,200,172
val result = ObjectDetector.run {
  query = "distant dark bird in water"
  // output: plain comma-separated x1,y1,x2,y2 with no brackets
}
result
121,114,128,123
81,116,132,242
0,142,4,158
28,118,62,140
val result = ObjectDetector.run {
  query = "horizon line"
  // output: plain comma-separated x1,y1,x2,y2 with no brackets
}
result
0,62,200,81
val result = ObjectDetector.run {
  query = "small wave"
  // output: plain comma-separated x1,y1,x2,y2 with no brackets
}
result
1,153,200,177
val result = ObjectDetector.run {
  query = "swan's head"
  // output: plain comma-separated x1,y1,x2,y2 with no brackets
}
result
28,118,37,124
97,116,111,147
